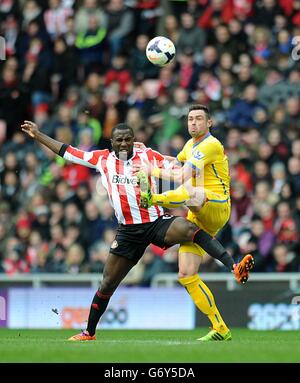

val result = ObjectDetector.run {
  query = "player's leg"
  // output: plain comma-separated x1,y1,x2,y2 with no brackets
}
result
164,216,236,271
190,200,255,283
86,253,136,336
68,253,136,341
138,173,237,271
178,248,232,341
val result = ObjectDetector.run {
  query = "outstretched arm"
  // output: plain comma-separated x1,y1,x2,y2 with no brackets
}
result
21,120,65,155
21,120,106,169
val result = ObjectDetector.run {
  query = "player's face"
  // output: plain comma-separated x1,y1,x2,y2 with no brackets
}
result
187,110,212,139
111,129,135,159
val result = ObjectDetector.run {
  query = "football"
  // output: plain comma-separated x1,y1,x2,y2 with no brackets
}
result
146,36,176,67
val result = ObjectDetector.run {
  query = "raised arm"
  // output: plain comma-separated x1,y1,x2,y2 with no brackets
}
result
21,120,65,155
21,120,107,169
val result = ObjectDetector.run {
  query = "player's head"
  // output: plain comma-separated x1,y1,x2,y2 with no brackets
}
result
111,123,135,159
187,104,212,139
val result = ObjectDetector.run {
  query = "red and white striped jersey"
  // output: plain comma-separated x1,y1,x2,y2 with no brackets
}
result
62,146,167,224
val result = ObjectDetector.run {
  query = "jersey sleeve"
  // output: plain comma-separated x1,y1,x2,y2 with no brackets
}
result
176,143,188,162
187,141,219,170
60,145,108,169
177,149,186,162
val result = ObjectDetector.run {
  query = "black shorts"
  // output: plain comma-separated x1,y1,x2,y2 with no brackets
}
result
110,214,177,263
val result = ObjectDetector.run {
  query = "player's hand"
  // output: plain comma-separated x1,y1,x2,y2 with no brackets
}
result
21,120,39,138
133,142,146,150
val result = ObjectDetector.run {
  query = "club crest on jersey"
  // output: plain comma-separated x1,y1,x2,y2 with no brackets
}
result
111,240,118,249
193,150,204,160
112,175,137,185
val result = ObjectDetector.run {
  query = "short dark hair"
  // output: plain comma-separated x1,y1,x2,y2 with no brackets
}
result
112,123,134,137
188,104,211,119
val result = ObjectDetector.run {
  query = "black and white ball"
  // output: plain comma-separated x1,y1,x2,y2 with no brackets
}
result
146,36,176,67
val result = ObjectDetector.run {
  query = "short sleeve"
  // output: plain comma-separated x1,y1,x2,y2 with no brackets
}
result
177,144,187,162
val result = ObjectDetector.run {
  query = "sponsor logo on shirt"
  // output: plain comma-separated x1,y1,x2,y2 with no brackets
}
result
112,175,138,186
192,150,204,160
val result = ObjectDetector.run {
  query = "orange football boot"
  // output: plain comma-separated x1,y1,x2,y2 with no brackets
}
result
233,254,254,284
68,330,96,341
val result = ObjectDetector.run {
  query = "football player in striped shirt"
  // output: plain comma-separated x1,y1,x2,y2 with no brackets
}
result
21,119,251,341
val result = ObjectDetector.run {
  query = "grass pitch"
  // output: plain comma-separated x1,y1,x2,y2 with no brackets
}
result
0,328,299,363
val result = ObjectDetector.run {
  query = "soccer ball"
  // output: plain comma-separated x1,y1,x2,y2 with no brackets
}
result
146,36,176,67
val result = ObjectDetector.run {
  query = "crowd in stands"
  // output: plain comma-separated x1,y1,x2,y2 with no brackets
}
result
0,0,300,280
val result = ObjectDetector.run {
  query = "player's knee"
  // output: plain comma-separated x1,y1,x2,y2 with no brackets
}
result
185,221,198,239
178,270,195,280
177,219,198,242
164,217,198,244
99,279,118,296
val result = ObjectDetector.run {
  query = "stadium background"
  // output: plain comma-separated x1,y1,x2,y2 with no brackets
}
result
0,0,300,331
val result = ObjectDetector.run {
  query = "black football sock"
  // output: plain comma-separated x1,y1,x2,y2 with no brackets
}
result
86,290,112,336
192,229,234,271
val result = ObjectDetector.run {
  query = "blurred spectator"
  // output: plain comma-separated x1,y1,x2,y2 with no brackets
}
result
269,243,298,272
105,54,132,95
51,36,78,101
87,241,109,273
270,162,286,194
65,243,86,273
239,216,275,272
253,160,272,185
26,230,49,270
82,199,107,247
274,201,298,244
291,138,300,159
63,223,83,248
227,84,266,129
287,156,300,194
0,65,28,139
104,0,134,57
213,23,237,58
254,0,284,28
253,180,278,215
134,0,162,36
75,14,108,76
21,0,45,31
43,0,73,39
198,0,234,30
31,205,51,240
75,0,107,33
129,34,159,81
2,242,30,275
176,12,206,57
230,181,253,236
139,247,171,287
159,14,179,43
178,48,200,91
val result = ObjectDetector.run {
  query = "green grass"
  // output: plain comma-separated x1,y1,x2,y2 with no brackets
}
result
0,329,299,363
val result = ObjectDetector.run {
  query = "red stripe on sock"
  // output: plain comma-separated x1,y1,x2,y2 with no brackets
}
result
92,303,100,310
96,290,112,299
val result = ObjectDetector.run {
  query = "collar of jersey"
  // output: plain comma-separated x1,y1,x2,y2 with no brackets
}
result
192,132,211,148
111,148,139,162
